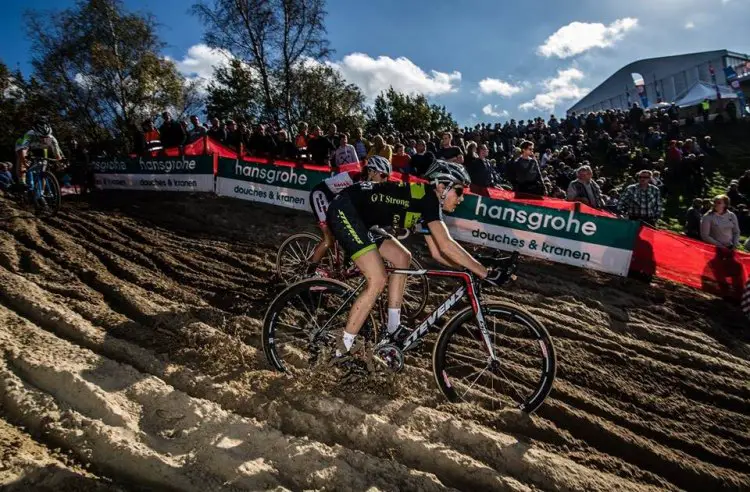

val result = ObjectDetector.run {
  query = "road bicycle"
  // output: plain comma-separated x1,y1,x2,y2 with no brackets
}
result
275,226,430,322
5,156,62,216
262,251,557,413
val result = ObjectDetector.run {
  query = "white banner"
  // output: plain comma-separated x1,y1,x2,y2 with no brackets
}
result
94,174,214,193
215,177,310,211
445,217,633,276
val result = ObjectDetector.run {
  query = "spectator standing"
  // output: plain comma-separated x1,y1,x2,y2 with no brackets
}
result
701,195,740,249
247,124,277,157
366,135,393,162
685,198,703,240
308,126,335,166
207,117,226,143
224,120,241,151
0,162,13,191
618,170,663,227
275,130,299,161
352,128,370,161
295,122,309,155
410,140,435,177
391,143,412,173
332,133,358,168
188,115,207,142
726,180,747,207
435,132,463,163
466,143,497,188
507,140,546,196
136,119,162,154
566,164,605,209
159,112,186,149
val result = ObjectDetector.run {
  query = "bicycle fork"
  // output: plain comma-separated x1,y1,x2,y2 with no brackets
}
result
467,277,499,362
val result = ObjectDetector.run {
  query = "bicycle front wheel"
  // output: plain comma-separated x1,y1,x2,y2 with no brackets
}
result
36,172,61,217
432,302,555,413
262,277,377,374
275,232,334,284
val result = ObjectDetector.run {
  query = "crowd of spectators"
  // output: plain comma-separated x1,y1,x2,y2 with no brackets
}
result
128,102,747,249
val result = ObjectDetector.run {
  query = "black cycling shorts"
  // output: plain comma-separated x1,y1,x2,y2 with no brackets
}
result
326,195,389,261
310,182,335,223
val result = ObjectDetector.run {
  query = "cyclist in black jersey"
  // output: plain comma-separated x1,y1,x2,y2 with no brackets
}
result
326,159,507,360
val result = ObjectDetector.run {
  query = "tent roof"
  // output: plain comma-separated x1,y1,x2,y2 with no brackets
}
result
674,81,737,107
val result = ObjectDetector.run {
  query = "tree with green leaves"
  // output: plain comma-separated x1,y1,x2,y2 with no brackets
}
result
191,0,330,127
205,59,262,123
26,0,187,150
288,64,366,134
367,88,457,135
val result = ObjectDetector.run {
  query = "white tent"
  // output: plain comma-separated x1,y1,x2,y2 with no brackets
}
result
674,81,738,108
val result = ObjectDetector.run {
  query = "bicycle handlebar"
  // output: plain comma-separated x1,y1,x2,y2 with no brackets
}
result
476,251,520,287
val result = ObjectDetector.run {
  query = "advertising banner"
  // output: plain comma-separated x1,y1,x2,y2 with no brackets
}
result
215,157,329,211
446,195,640,276
93,156,215,192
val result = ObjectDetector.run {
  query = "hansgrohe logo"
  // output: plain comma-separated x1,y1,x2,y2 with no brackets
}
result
474,197,598,236
235,162,308,186
140,158,197,173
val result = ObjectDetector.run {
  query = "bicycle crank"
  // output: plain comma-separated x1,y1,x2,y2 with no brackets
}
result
373,344,404,373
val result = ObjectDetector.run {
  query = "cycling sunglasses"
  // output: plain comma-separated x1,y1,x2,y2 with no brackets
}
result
451,185,465,197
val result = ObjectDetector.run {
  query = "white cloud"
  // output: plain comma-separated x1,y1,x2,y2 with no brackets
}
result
169,44,233,93
537,18,639,58
326,53,461,98
470,113,477,119
519,67,589,113
481,104,510,118
478,78,523,97
685,21,695,29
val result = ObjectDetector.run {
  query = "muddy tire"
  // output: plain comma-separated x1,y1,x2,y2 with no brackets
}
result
36,172,61,217
275,232,335,284
432,301,556,414
262,277,377,373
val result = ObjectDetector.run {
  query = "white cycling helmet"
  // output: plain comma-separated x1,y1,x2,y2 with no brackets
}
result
365,155,392,176
424,159,471,187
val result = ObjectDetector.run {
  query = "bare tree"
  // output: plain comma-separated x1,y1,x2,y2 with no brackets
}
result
191,0,330,127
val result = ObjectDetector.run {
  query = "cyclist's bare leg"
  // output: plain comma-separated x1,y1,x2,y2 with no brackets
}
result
342,248,387,338
310,223,334,265
378,239,411,331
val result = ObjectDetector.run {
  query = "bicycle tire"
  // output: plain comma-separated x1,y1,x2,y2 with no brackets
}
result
432,301,555,413
262,277,377,373
36,172,61,217
275,232,335,284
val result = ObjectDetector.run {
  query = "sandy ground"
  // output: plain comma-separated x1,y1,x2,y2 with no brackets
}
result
0,191,748,492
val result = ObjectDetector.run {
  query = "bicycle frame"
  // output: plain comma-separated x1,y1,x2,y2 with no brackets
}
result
25,160,49,202
348,266,499,361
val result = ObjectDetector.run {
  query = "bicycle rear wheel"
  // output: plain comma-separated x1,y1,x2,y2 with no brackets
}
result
262,278,377,374
275,232,335,284
432,302,555,413
36,172,61,217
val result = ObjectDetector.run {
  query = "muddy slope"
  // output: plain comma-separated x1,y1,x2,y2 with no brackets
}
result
0,191,748,491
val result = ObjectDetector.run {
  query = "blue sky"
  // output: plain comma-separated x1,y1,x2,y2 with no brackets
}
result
2,0,749,125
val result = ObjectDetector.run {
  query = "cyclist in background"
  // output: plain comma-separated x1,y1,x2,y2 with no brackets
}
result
306,155,392,275
12,119,65,193
325,159,507,369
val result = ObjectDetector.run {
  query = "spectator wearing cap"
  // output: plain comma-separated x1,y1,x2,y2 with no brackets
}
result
618,170,663,227
566,164,605,209
701,195,740,250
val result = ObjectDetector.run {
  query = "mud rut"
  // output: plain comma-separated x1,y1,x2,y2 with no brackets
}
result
0,191,748,492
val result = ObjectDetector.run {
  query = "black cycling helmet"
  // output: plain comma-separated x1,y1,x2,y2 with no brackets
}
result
32,118,52,137
423,159,471,187
365,155,392,176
